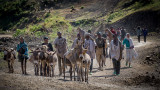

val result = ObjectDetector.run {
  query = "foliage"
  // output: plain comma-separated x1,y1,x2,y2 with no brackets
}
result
0,52,4,59
104,0,160,24
80,6,84,9
45,12,51,18
13,28,27,37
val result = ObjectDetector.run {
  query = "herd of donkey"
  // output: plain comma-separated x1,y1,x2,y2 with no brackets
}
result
2,28,118,83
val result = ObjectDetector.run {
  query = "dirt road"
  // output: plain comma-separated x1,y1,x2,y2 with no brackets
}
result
0,36,160,90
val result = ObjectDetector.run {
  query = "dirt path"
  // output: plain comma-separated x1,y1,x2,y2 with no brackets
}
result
0,34,12,38
0,36,160,90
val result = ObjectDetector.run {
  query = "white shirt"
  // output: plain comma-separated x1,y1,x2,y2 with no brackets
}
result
84,39,96,59
109,40,120,60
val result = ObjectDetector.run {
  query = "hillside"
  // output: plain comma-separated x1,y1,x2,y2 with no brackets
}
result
0,0,160,43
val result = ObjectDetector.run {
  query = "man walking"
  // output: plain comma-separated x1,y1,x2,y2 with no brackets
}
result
42,37,53,51
84,33,96,75
71,33,81,49
54,32,67,76
142,28,148,42
95,32,106,71
109,35,122,75
41,37,53,75
121,27,126,41
137,26,141,43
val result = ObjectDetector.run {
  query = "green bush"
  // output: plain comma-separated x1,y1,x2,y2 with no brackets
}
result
106,11,123,22
0,52,4,59
80,6,84,9
13,28,26,37
71,6,75,9
45,12,51,18
35,31,46,37
30,25,42,32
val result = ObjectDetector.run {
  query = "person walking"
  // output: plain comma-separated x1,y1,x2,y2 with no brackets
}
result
123,33,136,68
84,33,96,75
71,33,81,49
95,32,106,71
109,35,122,75
102,33,109,58
137,26,141,43
110,27,116,35
41,37,54,75
17,37,29,75
120,27,126,41
42,37,53,51
54,32,67,76
142,28,148,42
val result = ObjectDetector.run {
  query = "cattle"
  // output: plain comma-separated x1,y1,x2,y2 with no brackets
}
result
29,48,41,75
39,45,49,76
3,48,16,73
46,51,57,77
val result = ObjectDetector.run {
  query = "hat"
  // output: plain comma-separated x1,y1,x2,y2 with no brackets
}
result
44,37,48,40
88,30,91,33
102,34,107,38
85,33,90,37
57,32,62,34
97,32,102,35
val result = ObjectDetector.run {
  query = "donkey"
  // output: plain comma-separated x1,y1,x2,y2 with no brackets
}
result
63,48,78,81
3,48,16,73
39,45,49,76
46,51,57,77
29,48,41,75
79,50,91,83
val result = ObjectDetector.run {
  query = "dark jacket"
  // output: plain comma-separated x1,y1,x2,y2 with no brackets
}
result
42,43,54,51
142,29,148,36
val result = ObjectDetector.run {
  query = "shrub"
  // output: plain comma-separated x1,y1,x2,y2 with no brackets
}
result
45,12,51,18
30,25,42,32
80,6,84,9
0,52,4,59
13,28,26,37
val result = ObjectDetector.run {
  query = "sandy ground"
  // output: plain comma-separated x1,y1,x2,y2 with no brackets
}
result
0,36,160,90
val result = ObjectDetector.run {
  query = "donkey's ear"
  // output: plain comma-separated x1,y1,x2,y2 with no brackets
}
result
52,51,56,55
4,47,8,51
46,52,50,55
10,48,14,52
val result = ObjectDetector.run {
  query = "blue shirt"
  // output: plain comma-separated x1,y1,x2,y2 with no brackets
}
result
123,38,130,49
17,42,29,57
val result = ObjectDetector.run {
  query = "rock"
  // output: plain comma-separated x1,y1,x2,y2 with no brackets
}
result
146,72,149,74
152,76,155,80
145,56,151,60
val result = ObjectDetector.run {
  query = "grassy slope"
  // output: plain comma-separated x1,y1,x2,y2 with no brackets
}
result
100,0,160,24
7,0,160,46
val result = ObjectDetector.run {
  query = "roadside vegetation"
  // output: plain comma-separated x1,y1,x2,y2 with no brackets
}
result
103,0,160,23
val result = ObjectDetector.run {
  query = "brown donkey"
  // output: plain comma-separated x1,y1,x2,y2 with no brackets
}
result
4,48,16,73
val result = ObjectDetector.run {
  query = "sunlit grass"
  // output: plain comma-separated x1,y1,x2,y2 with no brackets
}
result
103,0,160,24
